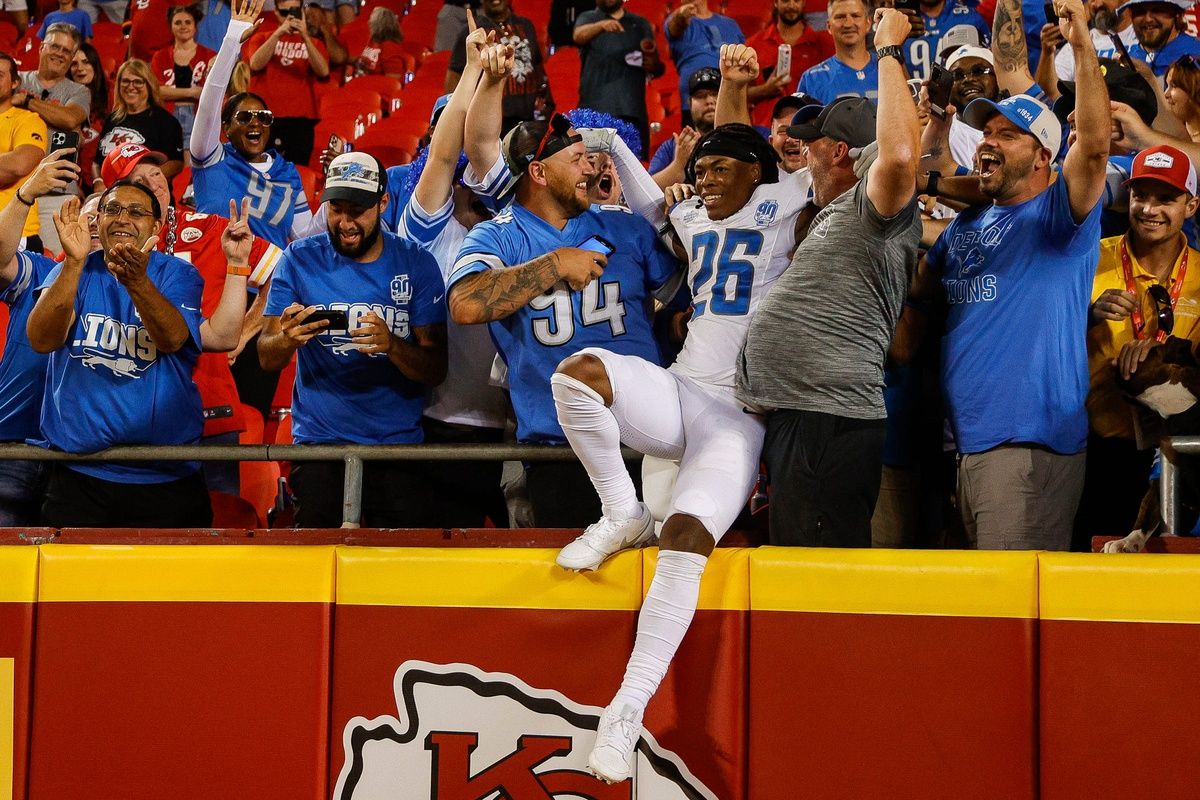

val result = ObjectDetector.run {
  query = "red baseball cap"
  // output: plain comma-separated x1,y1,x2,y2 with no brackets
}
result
1128,145,1197,196
101,143,168,189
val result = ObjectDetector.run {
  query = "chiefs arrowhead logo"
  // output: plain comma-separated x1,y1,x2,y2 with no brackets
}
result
333,661,717,800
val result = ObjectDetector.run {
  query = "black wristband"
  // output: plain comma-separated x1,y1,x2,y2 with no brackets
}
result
876,45,905,64
926,171,941,196
14,189,32,206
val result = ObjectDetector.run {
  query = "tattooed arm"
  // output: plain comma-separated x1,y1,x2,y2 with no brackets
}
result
992,0,1039,99
448,247,608,325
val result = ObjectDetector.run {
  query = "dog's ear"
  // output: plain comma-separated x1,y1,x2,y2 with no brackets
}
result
1161,336,1200,367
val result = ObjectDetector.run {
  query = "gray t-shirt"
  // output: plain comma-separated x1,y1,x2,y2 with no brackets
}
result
737,175,921,419
19,71,90,195
575,9,653,123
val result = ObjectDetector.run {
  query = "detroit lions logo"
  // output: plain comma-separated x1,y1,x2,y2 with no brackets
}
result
71,313,158,378
754,200,778,227
390,275,411,305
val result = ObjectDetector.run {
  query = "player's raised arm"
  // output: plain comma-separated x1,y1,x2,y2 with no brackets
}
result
1057,0,1110,221
464,19,511,188
192,0,264,162
714,43,757,127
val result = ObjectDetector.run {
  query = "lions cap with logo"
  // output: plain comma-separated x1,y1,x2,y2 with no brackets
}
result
962,93,1063,159
321,151,387,206
1127,145,1197,195
101,143,167,188
945,44,994,71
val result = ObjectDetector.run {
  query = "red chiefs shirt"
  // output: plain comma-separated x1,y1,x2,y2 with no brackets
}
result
162,210,283,436
356,38,407,76
129,0,174,62
151,43,217,113
746,23,835,127
245,30,329,119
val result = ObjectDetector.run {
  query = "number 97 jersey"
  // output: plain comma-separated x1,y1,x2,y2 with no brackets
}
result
669,168,813,391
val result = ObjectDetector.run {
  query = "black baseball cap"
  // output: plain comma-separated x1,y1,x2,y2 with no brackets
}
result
787,96,877,148
1054,58,1157,128
688,67,721,96
772,92,820,120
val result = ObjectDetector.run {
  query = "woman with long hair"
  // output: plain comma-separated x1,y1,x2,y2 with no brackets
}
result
192,0,315,247
353,7,406,79
1165,56,1200,143
92,59,185,189
69,43,110,171
152,3,218,154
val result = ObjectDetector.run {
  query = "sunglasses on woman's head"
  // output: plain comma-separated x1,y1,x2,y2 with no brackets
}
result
232,109,274,126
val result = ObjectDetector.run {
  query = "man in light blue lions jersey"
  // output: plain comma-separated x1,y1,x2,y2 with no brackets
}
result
449,112,678,527
259,152,447,527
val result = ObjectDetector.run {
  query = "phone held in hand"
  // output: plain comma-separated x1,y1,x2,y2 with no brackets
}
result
306,309,349,331
776,44,792,82
328,133,351,154
927,63,954,120
1044,1,1059,25
578,235,616,257
50,130,81,164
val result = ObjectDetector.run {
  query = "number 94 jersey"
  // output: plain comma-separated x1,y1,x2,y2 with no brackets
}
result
669,168,813,391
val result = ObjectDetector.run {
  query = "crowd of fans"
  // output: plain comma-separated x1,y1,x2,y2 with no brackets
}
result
1,0,1200,558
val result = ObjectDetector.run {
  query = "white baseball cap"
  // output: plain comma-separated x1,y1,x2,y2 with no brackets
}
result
321,152,386,207
963,94,1064,158
945,45,995,71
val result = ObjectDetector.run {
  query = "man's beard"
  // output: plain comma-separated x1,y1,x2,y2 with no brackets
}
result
550,178,590,215
1093,8,1119,33
331,217,382,257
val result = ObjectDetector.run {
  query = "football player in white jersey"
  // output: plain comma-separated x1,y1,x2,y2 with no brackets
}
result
548,47,816,783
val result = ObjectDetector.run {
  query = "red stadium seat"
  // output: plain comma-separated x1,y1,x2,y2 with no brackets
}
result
400,2,439,50
12,32,40,71
209,491,260,528
625,0,670,26
345,74,404,109
338,18,371,66
320,88,383,117
294,163,320,211
0,20,18,51
239,460,281,527
237,403,264,445
354,124,420,166
311,117,358,170
544,47,581,111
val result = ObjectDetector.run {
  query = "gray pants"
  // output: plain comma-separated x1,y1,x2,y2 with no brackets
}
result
958,445,1086,551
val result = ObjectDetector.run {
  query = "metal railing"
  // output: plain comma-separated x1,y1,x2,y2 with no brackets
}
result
0,443,635,528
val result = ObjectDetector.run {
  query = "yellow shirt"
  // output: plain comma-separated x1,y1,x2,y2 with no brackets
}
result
0,106,47,239
1087,234,1200,439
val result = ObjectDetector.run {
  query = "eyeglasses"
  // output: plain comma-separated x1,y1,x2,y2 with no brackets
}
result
232,108,274,126
99,201,156,221
118,77,147,88
1148,283,1175,335
952,65,994,81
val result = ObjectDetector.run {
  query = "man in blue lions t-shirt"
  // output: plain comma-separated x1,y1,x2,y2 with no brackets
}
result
26,182,210,527
450,112,678,527
924,0,1110,550
259,152,447,528
798,0,879,103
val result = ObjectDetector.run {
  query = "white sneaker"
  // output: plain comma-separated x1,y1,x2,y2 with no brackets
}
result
556,503,654,571
587,702,643,784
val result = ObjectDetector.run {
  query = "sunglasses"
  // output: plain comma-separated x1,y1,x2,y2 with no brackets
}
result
951,65,994,81
531,113,581,165
279,6,303,17
232,109,274,126
1148,283,1175,336
99,201,155,221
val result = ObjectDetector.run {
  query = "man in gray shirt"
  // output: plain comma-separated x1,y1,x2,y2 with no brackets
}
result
737,23,922,548
13,22,90,253
573,0,663,158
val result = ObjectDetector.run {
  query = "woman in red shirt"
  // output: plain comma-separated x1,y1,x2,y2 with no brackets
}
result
69,43,110,172
354,7,407,80
152,3,217,157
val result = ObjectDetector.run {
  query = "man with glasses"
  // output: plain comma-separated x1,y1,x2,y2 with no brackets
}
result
449,113,679,527
14,22,90,254
1083,145,1200,541
1124,0,1200,77
924,0,1110,550
24,182,212,527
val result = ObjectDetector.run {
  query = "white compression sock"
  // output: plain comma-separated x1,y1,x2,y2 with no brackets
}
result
551,372,641,521
612,549,707,714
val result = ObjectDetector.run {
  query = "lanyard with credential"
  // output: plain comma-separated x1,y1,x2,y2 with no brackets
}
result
1120,235,1188,343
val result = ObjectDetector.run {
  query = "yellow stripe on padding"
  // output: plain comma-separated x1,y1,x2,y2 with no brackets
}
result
0,548,37,603
337,547,643,610
0,658,11,800
1040,552,1200,623
38,545,335,603
643,548,749,610
751,547,1039,619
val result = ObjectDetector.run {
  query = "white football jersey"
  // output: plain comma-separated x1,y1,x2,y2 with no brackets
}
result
668,168,813,390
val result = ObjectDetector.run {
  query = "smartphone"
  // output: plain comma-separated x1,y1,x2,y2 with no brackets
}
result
1044,1,1059,24
328,133,351,154
50,130,80,164
579,235,616,257
1110,32,1133,68
927,63,954,120
306,309,349,331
